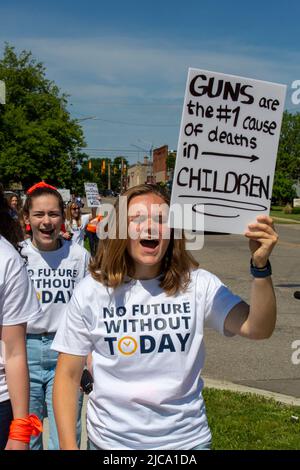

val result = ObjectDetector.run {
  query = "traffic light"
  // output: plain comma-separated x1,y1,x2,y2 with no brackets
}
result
88,160,92,170
101,160,106,174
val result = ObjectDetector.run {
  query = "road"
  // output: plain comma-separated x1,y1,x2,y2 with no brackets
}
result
195,224,300,397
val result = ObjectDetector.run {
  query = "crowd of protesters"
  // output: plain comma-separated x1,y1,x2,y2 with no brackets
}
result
0,179,291,451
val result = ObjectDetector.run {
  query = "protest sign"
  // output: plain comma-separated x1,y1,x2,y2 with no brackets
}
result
170,68,286,234
57,188,71,203
0,81,5,104
84,182,100,207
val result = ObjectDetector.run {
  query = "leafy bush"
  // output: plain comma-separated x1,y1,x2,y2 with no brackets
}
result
283,203,293,214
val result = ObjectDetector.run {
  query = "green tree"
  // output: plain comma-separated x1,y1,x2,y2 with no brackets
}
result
77,156,129,194
111,156,128,192
272,171,297,205
273,111,300,204
0,44,87,190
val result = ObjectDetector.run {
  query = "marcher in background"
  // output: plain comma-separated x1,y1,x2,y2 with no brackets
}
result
52,184,278,450
64,202,97,247
85,195,103,256
21,182,90,450
0,187,42,450
7,193,22,221
0,191,24,247
75,196,84,208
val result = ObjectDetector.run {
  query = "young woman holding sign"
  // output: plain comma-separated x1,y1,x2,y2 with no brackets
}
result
52,184,277,450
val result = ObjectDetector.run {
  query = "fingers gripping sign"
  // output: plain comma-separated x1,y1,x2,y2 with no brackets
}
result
244,215,278,267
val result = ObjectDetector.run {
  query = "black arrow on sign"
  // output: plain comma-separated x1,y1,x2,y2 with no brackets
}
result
201,151,259,162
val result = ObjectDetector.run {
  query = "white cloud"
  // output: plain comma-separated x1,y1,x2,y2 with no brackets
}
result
2,36,299,99
1,36,299,150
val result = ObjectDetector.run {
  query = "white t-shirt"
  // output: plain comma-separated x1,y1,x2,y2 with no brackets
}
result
52,269,242,450
0,236,41,402
20,239,90,334
66,214,90,246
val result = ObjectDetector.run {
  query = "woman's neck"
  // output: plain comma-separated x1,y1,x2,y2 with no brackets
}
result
31,237,62,252
128,264,162,280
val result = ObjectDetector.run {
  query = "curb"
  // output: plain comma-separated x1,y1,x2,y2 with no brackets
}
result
272,217,300,224
203,377,300,406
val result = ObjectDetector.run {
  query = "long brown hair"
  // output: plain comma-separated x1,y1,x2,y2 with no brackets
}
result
7,193,22,212
89,184,199,295
0,186,24,250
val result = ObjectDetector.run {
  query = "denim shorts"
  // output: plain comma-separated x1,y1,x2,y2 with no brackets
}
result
26,333,83,450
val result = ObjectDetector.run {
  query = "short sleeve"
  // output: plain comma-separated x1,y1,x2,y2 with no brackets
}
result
84,250,91,277
1,258,41,326
203,273,242,336
51,291,93,356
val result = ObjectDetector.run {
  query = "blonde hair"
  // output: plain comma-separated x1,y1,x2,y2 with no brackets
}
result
89,184,199,295
65,202,81,228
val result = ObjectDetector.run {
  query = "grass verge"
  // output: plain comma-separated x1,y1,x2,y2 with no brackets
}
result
203,388,300,450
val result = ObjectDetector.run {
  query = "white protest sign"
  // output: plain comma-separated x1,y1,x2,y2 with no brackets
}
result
84,182,100,207
293,199,300,208
57,188,71,203
170,68,286,234
0,81,5,104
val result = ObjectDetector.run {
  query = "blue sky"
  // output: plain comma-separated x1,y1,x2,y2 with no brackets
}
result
1,0,300,163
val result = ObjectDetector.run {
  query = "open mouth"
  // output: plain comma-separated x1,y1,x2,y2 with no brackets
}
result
140,239,159,249
40,229,55,236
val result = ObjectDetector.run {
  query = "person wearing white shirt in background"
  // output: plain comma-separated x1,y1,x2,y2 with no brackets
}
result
63,201,97,247
21,182,90,450
0,187,42,450
52,184,277,451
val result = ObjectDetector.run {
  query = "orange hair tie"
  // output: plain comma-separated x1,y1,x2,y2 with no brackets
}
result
8,414,43,443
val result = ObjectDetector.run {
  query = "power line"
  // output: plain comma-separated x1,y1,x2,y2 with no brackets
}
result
82,148,149,152
85,117,178,127
72,102,181,108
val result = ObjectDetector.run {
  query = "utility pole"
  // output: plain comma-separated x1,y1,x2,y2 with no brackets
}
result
108,161,111,190
120,158,124,192
149,145,154,183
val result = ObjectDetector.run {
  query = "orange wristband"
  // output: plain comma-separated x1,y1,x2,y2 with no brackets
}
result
8,414,43,444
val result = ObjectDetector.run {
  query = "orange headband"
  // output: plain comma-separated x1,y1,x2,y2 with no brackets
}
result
27,182,57,194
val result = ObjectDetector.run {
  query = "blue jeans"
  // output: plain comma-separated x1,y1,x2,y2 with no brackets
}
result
0,399,13,450
26,333,83,450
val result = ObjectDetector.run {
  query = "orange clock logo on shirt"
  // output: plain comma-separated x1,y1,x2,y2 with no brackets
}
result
117,336,138,356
